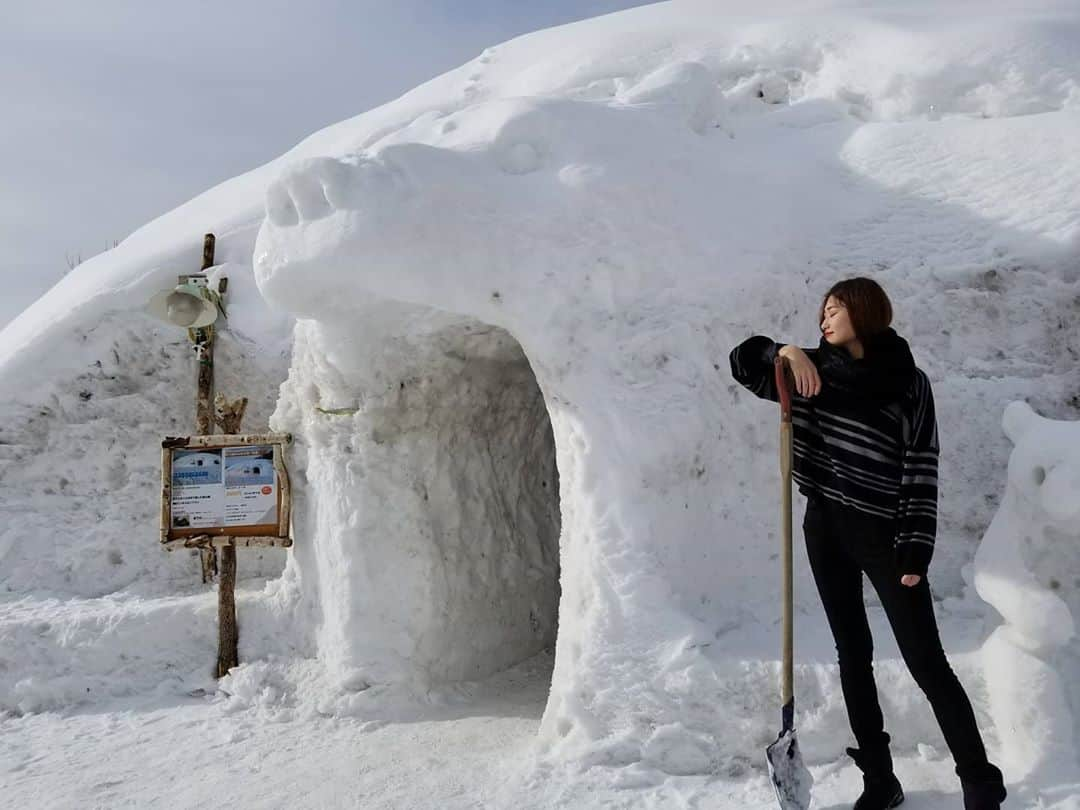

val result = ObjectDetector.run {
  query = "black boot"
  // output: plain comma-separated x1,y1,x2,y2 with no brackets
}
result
960,763,1007,810
846,743,904,810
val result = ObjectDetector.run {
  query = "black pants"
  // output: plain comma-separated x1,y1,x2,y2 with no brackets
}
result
802,494,993,781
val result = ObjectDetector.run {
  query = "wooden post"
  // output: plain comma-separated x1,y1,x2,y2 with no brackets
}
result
166,232,244,678
195,233,216,435
202,232,216,271
196,233,218,583
198,232,241,677
215,540,239,678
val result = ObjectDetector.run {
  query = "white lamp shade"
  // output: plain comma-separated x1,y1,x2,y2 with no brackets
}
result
146,283,219,328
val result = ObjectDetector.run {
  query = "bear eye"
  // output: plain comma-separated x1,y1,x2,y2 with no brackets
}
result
1032,466,1046,486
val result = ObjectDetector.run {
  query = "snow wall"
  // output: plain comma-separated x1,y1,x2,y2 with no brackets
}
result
1,0,1079,786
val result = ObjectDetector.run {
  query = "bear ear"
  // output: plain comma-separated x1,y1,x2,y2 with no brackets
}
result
1002,400,1041,444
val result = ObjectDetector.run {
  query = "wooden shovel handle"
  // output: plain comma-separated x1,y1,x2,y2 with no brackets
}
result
775,355,793,422
774,355,795,713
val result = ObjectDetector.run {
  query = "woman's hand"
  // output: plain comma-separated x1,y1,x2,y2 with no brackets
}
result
900,574,921,587
778,345,822,397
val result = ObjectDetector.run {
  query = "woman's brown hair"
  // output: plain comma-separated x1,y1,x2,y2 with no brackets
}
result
818,277,893,340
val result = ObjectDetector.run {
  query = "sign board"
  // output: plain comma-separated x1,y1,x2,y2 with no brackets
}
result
161,433,292,547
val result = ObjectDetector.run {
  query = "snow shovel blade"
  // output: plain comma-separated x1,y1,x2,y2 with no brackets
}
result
766,726,812,810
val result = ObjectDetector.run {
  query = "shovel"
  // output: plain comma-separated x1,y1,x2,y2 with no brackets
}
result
765,355,813,810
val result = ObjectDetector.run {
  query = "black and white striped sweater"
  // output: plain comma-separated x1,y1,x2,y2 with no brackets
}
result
729,335,939,576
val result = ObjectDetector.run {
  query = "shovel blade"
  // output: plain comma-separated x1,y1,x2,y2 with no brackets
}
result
766,728,813,810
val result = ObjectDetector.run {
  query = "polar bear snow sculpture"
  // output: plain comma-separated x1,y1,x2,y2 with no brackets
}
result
974,401,1080,782
253,96,767,772
250,69,1080,773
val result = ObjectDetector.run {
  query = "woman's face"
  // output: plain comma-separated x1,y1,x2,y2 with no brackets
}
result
821,296,857,348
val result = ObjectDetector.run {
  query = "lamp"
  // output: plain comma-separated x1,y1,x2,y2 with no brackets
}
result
147,279,220,328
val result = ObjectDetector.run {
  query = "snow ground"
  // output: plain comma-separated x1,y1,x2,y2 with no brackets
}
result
10,602,1074,810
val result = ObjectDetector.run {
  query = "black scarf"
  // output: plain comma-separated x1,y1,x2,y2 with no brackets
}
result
814,327,915,407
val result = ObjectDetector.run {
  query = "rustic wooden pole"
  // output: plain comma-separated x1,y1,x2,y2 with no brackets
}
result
195,233,216,436
195,345,215,433
215,540,239,677
202,232,216,270
196,233,218,583
212,266,241,677
198,232,240,677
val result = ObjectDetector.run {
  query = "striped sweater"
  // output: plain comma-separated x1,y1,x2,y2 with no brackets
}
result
729,335,939,576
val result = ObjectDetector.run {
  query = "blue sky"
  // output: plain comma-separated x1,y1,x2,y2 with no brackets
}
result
0,1,651,326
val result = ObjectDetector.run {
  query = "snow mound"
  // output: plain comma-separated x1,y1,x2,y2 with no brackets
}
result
1,3,1079,800
249,2,1080,778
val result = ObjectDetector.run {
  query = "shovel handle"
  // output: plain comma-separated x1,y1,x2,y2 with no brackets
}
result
774,357,795,714
775,354,793,422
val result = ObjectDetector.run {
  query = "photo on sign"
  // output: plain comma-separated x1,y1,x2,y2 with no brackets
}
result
224,448,273,487
171,449,225,528
223,445,277,527
172,450,223,486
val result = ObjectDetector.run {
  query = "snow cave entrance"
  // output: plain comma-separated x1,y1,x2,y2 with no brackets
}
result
385,315,561,683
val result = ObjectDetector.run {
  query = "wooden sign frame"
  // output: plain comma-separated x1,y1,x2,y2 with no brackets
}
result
160,433,293,551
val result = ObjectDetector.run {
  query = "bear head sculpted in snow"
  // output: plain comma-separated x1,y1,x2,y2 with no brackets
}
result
974,401,1079,782
975,401,1079,650
254,90,737,330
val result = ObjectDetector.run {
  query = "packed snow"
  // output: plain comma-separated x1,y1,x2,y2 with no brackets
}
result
1,1,1079,807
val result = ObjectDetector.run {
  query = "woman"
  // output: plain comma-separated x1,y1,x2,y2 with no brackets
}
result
729,278,1006,810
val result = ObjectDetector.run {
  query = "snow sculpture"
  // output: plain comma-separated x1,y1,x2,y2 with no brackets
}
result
253,94,745,767
245,24,1080,771
974,401,1079,782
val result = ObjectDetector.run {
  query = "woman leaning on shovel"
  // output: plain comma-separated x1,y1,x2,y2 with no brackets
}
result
729,277,1007,810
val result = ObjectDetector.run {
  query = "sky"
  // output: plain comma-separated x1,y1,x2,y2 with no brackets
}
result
0,0,651,327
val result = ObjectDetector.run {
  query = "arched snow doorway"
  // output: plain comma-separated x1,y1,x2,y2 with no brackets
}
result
283,306,561,689
404,317,562,682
